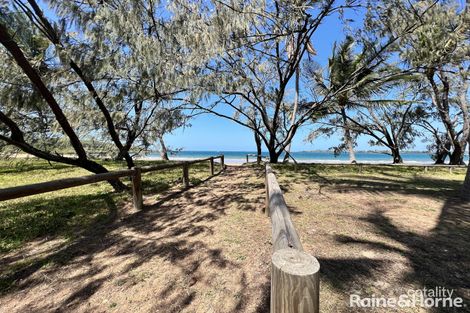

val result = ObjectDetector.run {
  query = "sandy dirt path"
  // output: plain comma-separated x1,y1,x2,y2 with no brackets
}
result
0,166,271,313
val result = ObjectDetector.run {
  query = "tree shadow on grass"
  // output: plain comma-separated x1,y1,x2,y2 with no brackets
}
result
0,160,72,175
0,166,267,312
0,193,119,295
273,164,469,312
332,197,470,313
0,192,121,254
318,175,462,200
274,164,464,200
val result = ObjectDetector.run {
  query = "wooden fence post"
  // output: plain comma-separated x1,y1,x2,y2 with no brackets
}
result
221,155,225,169
132,167,143,210
271,248,320,313
265,164,269,216
246,155,249,163
182,163,190,188
265,163,320,313
210,157,214,176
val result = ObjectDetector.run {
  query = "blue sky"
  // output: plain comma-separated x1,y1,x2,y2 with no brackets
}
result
167,0,468,152
36,0,455,153
165,5,430,152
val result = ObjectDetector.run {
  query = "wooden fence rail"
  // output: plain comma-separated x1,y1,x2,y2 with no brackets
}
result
265,164,320,313
0,155,225,204
246,154,265,164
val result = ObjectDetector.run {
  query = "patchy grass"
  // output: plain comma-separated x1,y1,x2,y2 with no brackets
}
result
0,165,270,313
0,161,468,312
271,163,469,313
0,158,218,253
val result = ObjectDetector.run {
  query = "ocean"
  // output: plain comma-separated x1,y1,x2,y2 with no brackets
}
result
145,150,469,165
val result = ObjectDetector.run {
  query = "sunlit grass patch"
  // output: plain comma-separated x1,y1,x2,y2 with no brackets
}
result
0,158,216,254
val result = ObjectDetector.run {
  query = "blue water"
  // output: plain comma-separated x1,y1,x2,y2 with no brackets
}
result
147,150,469,165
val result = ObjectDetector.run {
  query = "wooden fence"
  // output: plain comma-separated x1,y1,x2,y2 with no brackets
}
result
0,155,225,206
245,154,265,164
265,164,320,313
249,157,467,172
304,162,467,174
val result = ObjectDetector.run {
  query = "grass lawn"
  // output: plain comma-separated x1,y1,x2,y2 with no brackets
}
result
272,163,470,313
0,158,219,253
0,161,270,313
0,160,468,312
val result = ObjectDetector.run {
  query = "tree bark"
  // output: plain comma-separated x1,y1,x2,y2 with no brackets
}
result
0,22,87,160
461,144,470,200
268,149,280,163
391,147,403,164
159,136,169,161
0,111,126,191
434,151,448,164
433,140,450,164
449,144,466,165
426,70,464,165
254,131,262,164
340,108,357,163
18,1,135,168
283,67,300,163
68,61,135,168
0,24,126,191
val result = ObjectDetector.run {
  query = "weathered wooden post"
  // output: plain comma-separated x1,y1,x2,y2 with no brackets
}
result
131,167,143,210
182,163,190,188
265,164,270,216
246,154,249,163
210,157,214,176
271,248,320,313
265,163,320,313
221,155,225,169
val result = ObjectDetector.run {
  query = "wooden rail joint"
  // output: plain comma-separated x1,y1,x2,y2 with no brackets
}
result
265,163,320,313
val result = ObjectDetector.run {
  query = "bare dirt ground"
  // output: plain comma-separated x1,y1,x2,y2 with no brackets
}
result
273,165,470,313
1,164,469,313
0,166,271,313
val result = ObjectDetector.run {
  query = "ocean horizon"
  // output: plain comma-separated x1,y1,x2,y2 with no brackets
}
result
144,150,470,165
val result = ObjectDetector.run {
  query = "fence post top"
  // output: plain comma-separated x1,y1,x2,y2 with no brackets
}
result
272,248,320,277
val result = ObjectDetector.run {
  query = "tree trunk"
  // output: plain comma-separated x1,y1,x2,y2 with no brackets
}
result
426,71,464,165
449,143,465,165
13,2,136,169
269,149,280,163
0,110,126,192
282,67,300,163
434,151,448,164
461,144,470,200
0,22,87,160
434,141,450,164
68,61,134,169
340,108,356,163
254,131,262,164
391,148,403,164
79,159,127,191
159,136,169,161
